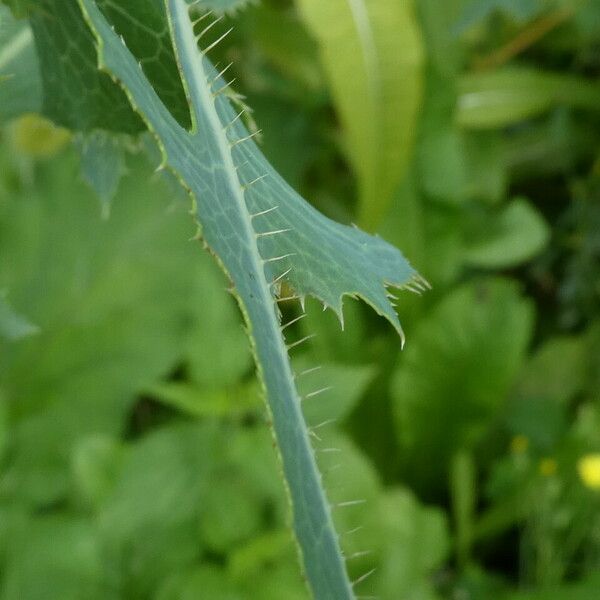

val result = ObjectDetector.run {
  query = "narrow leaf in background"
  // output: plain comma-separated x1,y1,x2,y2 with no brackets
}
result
296,0,424,230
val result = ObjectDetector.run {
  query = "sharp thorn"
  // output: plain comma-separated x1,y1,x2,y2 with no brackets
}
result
197,15,223,40
230,129,262,147
272,267,292,285
296,365,322,378
353,568,376,588
286,334,316,351
250,205,278,219
256,228,291,238
312,418,337,430
202,27,233,54
211,61,234,84
335,499,366,508
308,429,322,442
280,313,306,331
304,386,333,400
346,550,372,561
192,12,213,26
242,174,268,189
212,77,236,97
264,253,296,265
226,109,247,130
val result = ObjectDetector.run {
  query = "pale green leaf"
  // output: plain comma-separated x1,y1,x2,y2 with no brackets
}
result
463,197,550,269
0,152,205,505
458,67,600,129
392,278,533,493
1,515,113,600
296,359,375,425
368,489,449,600
297,0,425,230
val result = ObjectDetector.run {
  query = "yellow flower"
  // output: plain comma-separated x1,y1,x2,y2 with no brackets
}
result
539,458,557,477
511,435,529,454
577,454,600,490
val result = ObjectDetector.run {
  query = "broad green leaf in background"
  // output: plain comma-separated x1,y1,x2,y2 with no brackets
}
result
1,515,111,600
296,0,425,230
503,335,586,449
0,4,41,122
506,571,600,600
393,278,533,493
77,0,423,596
368,489,449,600
458,67,600,130
513,335,586,405
462,197,550,269
416,73,510,206
0,150,211,506
184,256,253,391
295,359,375,426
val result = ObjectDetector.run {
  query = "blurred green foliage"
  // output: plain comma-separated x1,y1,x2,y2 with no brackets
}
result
1,0,600,598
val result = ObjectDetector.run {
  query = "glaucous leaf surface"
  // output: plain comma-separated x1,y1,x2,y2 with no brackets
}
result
76,0,423,595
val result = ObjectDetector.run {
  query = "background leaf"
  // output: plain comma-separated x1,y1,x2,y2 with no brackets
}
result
296,0,425,230
393,278,534,494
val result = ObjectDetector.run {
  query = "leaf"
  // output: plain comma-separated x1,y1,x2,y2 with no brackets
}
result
456,0,544,31
184,253,252,390
99,423,219,540
73,130,126,217
0,4,41,122
462,197,550,269
26,0,142,131
457,67,600,130
76,1,423,596
96,422,221,596
368,489,449,599
1,515,112,600
417,0,468,78
296,0,425,230
515,335,587,405
506,572,600,600
392,278,533,493
0,151,204,505
296,359,375,425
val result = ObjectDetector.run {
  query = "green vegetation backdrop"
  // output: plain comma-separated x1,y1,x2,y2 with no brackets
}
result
1,0,599,598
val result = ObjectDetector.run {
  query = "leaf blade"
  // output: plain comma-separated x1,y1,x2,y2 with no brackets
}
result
297,0,425,230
